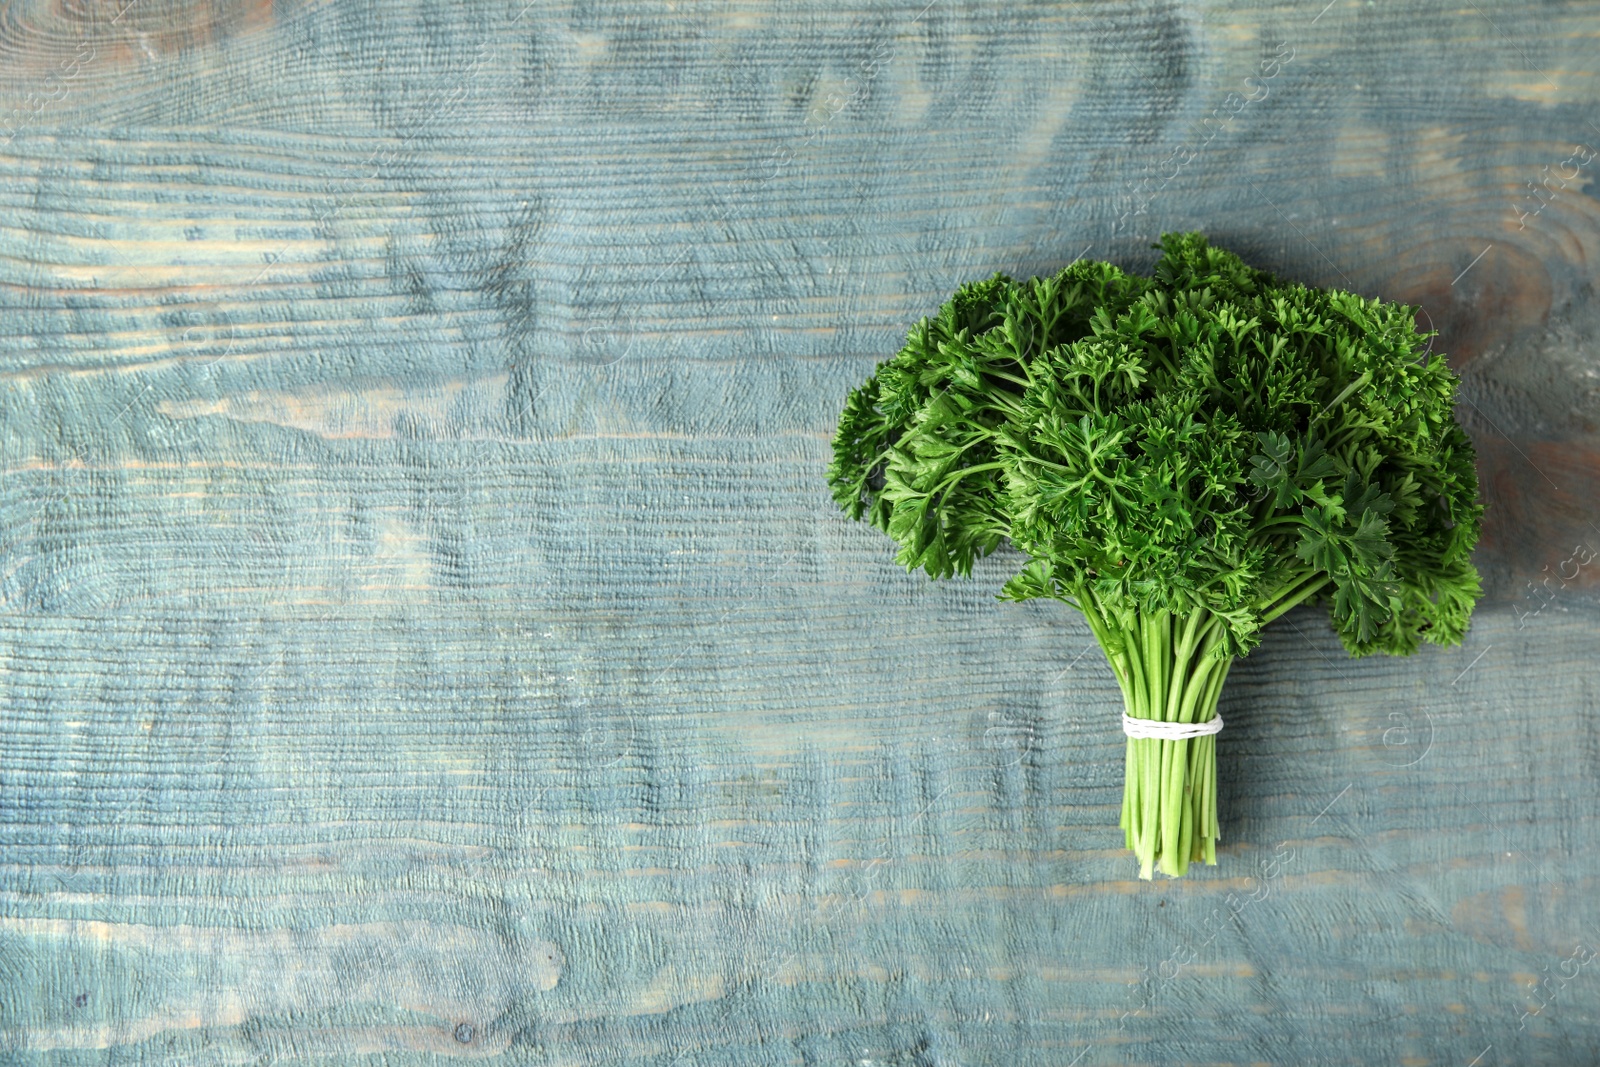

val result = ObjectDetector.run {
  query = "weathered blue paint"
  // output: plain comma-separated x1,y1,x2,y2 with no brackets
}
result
2,1,1599,1063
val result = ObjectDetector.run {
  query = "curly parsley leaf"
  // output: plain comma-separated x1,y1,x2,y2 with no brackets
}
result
828,232,1485,661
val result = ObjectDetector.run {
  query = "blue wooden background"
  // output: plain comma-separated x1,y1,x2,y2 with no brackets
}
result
3,0,1600,1063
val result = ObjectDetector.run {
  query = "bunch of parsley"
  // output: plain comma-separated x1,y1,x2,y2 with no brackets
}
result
829,232,1483,879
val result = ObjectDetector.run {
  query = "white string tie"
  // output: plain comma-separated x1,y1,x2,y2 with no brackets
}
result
1121,713,1224,740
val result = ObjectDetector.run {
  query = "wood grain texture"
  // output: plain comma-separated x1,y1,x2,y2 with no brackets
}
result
2,0,1600,1063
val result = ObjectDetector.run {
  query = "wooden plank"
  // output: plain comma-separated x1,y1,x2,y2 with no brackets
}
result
1,0,1599,1063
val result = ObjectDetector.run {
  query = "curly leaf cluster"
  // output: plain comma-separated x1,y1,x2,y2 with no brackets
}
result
827,232,1484,659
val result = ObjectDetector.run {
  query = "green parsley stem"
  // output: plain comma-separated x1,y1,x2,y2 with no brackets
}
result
1113,607,1231,878
1260,572,1331,624
1249,512,1308,536
926,461,1008,498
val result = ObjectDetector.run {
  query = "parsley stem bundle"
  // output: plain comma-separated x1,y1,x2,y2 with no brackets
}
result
828,233,1484,879
1113,606,1231,878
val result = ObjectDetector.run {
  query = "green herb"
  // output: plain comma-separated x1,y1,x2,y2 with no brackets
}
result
828,232,1484,879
